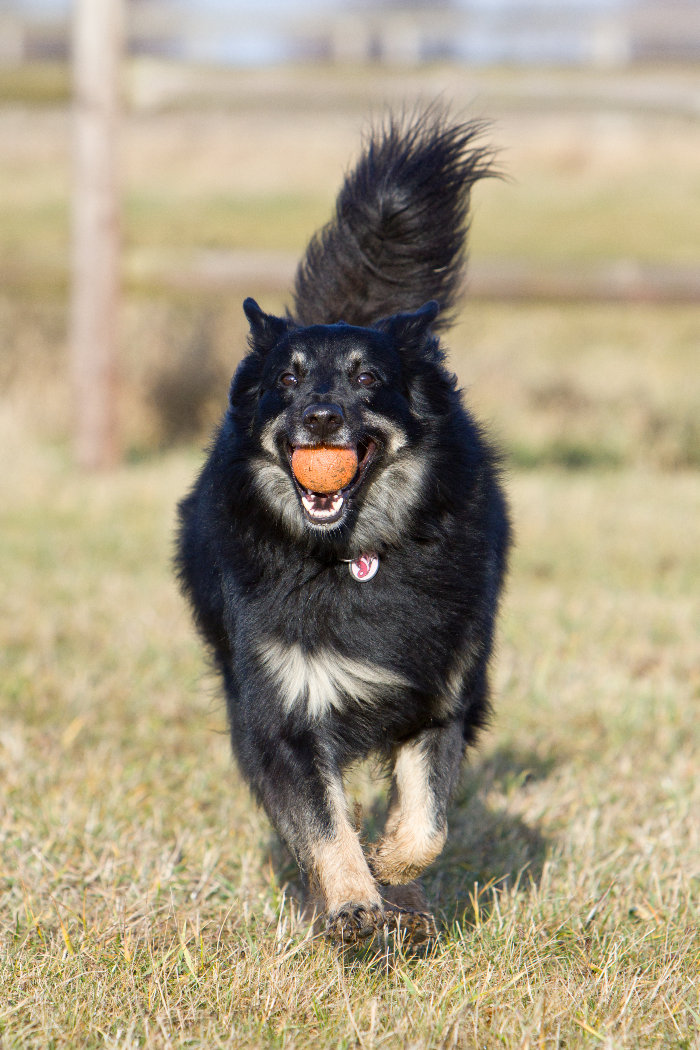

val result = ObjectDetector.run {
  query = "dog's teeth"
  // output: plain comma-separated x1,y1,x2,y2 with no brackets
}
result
301,492,344,521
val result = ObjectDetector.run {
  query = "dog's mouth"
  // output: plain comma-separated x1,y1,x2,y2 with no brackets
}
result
287,438,377,526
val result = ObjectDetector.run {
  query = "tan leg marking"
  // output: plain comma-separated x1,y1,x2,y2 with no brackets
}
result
308,778,381,915
370,738,447,885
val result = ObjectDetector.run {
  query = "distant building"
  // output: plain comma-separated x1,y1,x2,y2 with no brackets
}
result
631,0,700,62
0,3,68,63
2,0,700,68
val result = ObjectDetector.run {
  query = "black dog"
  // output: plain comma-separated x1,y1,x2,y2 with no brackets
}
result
176,110,510,943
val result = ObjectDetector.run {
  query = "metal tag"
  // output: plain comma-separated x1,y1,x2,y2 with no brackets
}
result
349,552,379,582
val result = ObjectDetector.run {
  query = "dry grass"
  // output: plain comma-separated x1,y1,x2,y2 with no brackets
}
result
455,301,700,471
3,290,698,470
1,429,698,1048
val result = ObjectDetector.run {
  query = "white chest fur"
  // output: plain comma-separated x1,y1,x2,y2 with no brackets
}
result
256,638,409,719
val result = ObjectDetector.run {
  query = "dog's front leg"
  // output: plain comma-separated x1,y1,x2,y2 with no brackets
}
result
369,719,464,886
307,773,386,942
235,728,382,942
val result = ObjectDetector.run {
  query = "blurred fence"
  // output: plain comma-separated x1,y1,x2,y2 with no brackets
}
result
3,1,700,68
131,249,700,305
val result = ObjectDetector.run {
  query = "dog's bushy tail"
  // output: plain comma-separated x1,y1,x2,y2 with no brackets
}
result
291,107,495,332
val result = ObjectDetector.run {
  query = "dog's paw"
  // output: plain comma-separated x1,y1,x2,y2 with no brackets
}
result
368,827,447,887
325,902,384,945
383,903,438,944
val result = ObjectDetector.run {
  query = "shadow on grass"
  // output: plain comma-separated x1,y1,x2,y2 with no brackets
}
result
264,745,555,941
427,745,555,930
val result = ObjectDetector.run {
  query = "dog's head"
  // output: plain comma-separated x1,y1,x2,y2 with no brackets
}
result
229,297,457,550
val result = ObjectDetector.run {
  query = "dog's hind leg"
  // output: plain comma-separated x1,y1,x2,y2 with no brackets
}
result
369,720,464,887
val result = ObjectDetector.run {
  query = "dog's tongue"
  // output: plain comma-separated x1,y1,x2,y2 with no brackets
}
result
307,492,338,510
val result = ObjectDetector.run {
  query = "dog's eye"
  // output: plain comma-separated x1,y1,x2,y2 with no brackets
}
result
356,371,377,387
280,372,298,388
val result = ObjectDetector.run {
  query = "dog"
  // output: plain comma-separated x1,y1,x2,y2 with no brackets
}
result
176,109,511,943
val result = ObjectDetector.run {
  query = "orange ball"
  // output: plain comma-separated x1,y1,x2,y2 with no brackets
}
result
291,446,358,494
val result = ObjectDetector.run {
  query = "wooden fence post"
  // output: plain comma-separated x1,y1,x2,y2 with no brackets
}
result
70,0,124,469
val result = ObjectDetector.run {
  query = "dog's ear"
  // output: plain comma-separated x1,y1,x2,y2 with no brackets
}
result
243,298,291,354
374,300,440,353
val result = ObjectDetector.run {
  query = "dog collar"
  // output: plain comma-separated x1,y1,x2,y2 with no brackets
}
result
342,552,379,582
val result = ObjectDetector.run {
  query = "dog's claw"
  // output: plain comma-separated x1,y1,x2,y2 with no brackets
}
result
383,903,438,943
325,902,384,944
324,901,438,945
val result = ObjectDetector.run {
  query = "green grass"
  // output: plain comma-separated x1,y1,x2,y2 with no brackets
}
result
125,189,331,254
472,164,700,267
0,433,698,1048
0,61,70,106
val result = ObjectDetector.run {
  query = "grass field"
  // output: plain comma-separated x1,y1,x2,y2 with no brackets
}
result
2,439,698,1047
1,63,699,1048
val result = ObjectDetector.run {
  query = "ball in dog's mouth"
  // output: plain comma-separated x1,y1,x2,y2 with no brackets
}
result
290,440,376,525
291,446,358,493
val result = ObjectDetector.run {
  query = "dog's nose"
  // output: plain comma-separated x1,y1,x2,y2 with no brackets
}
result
302,402,345,441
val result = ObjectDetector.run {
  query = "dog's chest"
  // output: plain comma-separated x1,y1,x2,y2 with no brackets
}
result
255,637,410,719
241,549,466,720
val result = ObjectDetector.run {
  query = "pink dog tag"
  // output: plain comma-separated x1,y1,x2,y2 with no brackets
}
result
349,552,379,582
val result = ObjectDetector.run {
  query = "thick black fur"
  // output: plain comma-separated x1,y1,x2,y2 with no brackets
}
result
293,111,493,331
176,109,510,940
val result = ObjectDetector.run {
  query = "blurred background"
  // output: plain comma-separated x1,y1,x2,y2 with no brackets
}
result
1,0,699,467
